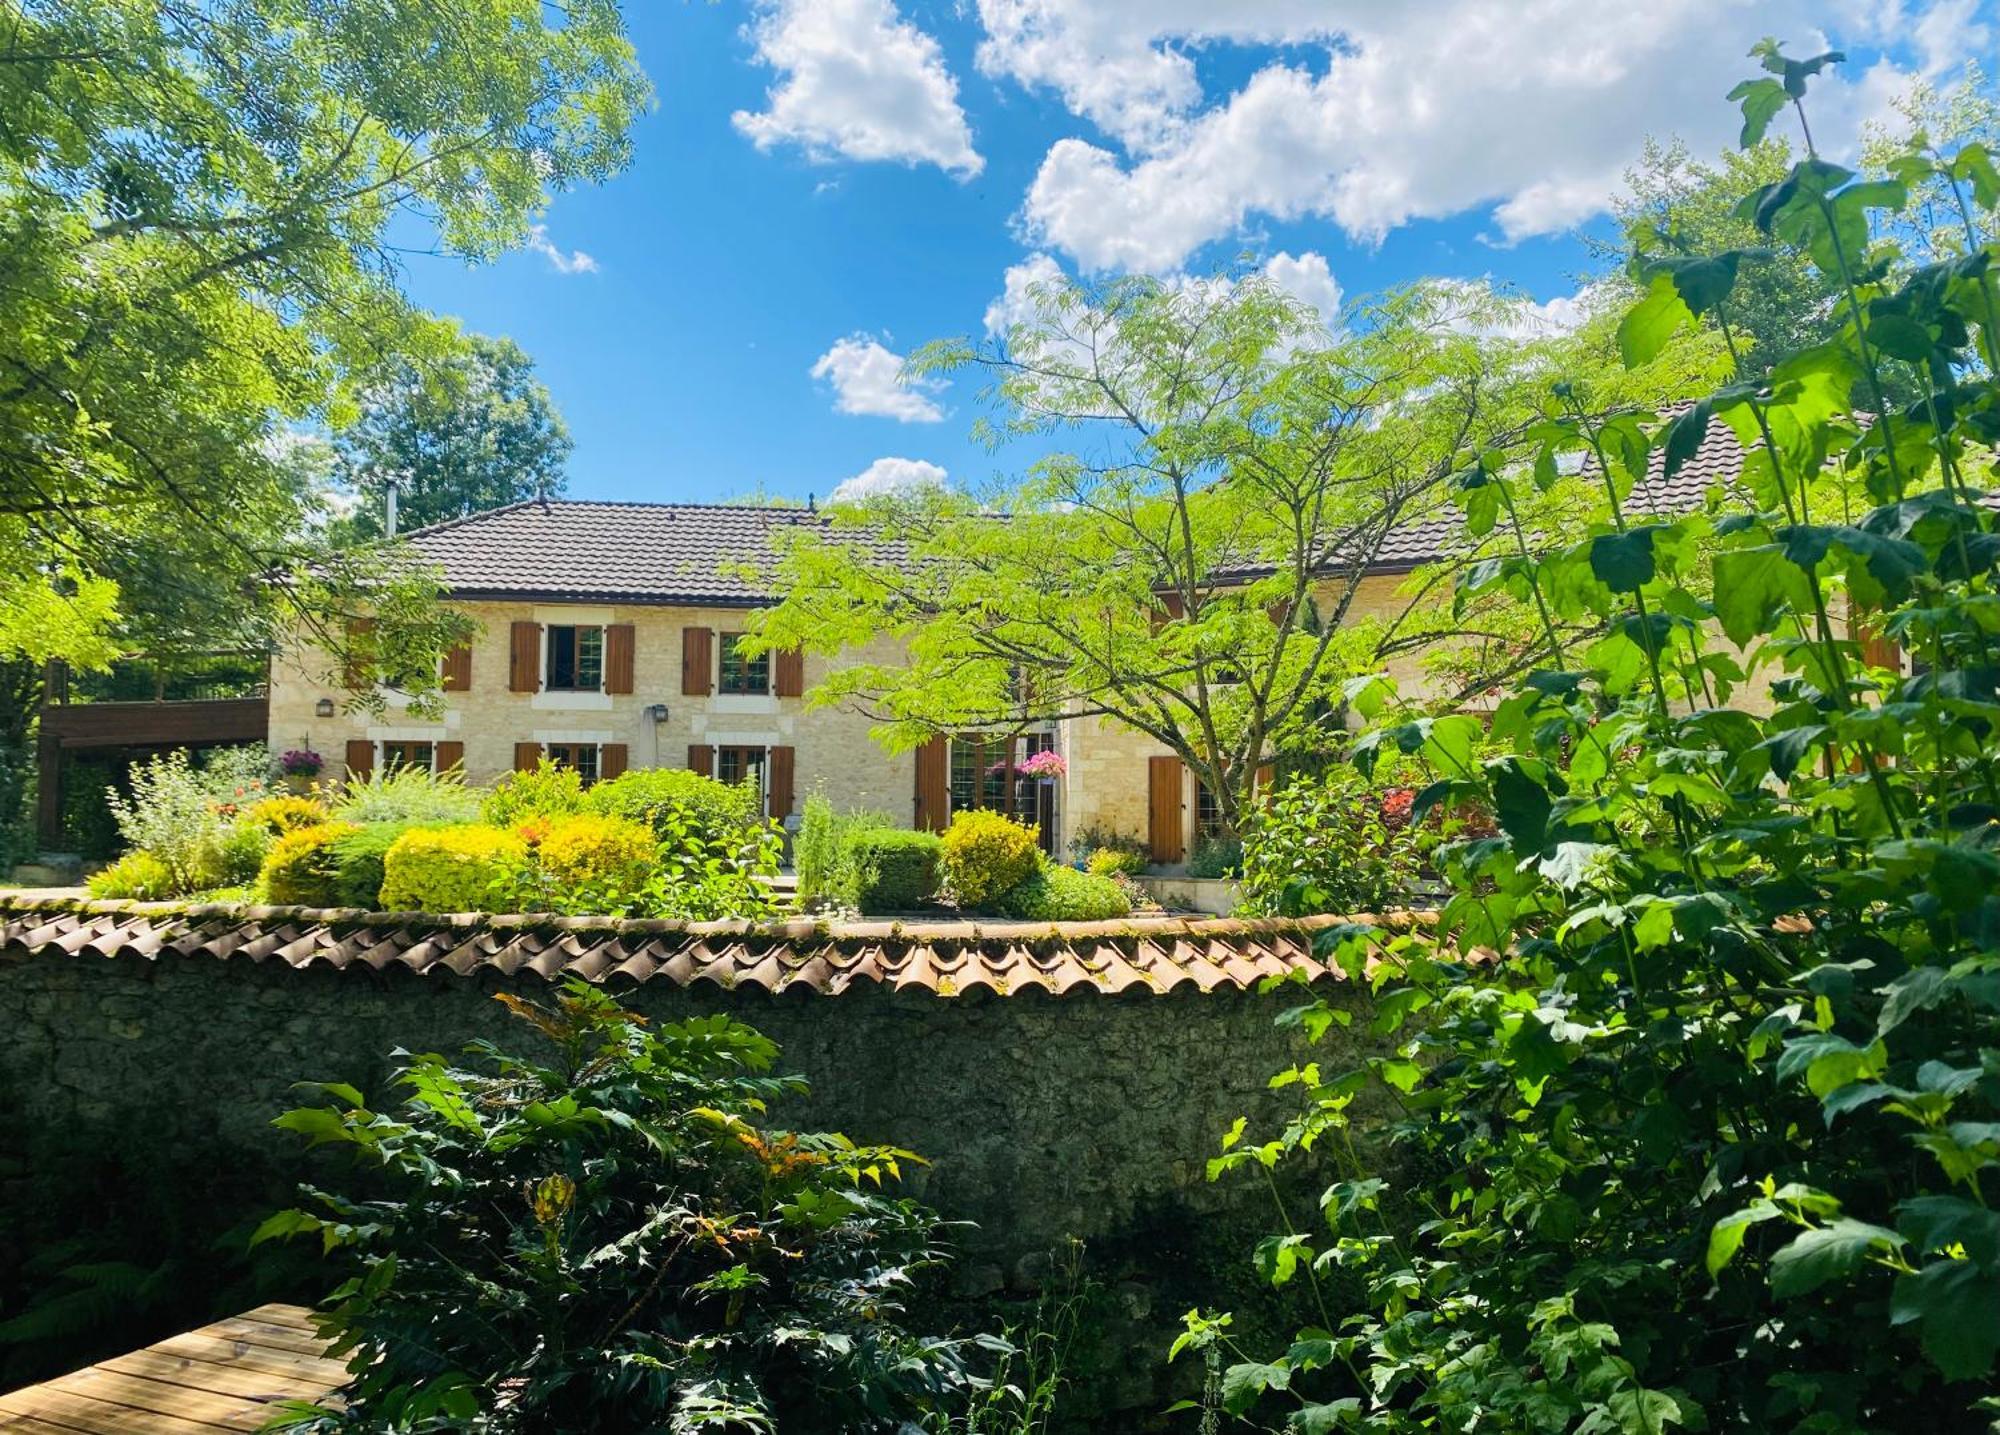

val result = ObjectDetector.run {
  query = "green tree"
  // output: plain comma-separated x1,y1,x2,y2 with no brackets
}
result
331,333,572,542
0,0,650,696
753,274,1568,835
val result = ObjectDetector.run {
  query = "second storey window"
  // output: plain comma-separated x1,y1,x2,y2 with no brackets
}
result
547,625,604,692
718,633,769,695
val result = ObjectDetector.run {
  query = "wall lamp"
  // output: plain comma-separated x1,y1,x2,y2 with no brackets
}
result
645,703,670,724
314,697,336,718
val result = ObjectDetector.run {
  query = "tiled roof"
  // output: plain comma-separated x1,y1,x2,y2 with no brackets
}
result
396,409,1758,601
0,899,1425,997
400,501,889,606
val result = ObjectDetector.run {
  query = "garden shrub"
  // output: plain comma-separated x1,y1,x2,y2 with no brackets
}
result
1183,833,1241,880
378,825,527,913
586,766,762,848
257,822,359,906
1085,845,1148,879
844,828,942,914
106,750,276,893
245,794,328,836
480,759,588,828
333,765,483,826
994,865,1131,922
796,795,897,909
324,822,423,909
86,850,175,900
530,813,657,908
1193,52,2000,1435
1237,766,1432,916
939,810,1040,910
259,982,999,1432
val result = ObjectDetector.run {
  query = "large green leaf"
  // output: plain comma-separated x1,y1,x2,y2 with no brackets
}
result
1590,527,1661,593
1891,1259,2000,1379
1618,272,1696,370
1769,1218,1904,1297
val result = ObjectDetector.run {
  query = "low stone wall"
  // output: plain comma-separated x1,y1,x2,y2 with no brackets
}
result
0,902,1395,1426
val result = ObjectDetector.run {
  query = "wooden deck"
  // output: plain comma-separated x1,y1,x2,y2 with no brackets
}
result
0,1305,344,1434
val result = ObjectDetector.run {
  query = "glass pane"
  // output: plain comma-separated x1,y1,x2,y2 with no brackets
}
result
718,634,769,694
576,627,603,690
547,627,576,688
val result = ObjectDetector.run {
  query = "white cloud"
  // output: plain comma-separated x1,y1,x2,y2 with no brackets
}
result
830,456,949,502
993,2,1937,272
526,224,598,275
734,0,983,178
1260,251,1342,327
811,334,947,422
984,251,1068,337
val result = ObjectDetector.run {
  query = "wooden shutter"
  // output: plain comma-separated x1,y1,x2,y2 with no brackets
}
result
342,617,375,691
604,624,635,694
600,743,628,781
913,736,949,832
681,626,713,696
774,647,805,698
687,743,714,778
1849,608,1901,674
435,741,465,774
767,745,795,821
508,622,542,693
440,642,472,692
1148,755,1185,863
344,739,374,781
513,741,542,772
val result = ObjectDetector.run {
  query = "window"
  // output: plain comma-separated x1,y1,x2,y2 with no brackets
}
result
546,625,604,692
546,742,601,786
718,633,769,695
379,740,435,773
1195,781,1225,840
716,744,766,794
946,731,1058,853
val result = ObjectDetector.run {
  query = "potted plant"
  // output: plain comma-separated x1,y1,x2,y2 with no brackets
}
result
279,747,323,793
1017,749,1067,783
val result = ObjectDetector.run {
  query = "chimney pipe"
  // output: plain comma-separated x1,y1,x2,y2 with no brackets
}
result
385,480,399,538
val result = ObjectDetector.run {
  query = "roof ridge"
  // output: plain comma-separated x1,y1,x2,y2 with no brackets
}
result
393,497,546,541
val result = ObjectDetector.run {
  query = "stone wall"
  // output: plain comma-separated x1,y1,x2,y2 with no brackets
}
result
0,938,1384,1426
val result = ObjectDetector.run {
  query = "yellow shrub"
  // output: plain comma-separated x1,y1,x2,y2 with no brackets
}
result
259,822,360,906
379,825,529,913
939,810,1042,911
535,813,657,901
88,851,176,900
246,793,329,835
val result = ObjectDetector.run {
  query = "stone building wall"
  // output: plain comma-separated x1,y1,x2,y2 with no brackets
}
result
268,600,915,823
0,938,1382,1426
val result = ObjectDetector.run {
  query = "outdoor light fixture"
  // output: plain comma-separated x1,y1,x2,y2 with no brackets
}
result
314,697,335,718
645,703,669,723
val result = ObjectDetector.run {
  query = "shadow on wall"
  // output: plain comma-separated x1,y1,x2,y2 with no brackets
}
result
0,944,1387,1423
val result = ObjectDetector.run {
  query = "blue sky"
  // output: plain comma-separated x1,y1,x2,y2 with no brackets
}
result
397,0,1992,506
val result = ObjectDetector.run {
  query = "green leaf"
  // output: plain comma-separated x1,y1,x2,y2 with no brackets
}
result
1708,1202,1780,1277
1618,272,1697,369
1891,1259,2000,1379
1221,1361,1291,1414
1727,77,1788,148
1713,548,1811,646
1490,758,1554,855
1660,400,1712,481
1590,526,1660,593
1607,1387,1689,1435
1897,1195,2000,1266
1769,1218,1904,1297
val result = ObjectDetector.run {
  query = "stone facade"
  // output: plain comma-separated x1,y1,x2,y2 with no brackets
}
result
269,600,916,824
0,940,1384,1426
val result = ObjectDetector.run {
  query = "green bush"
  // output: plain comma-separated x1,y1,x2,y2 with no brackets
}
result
994,865,1131,922
844,828,942,914
209,818,271,888
259,982,999,1432
796,795,896,908
107,749,278,893
325,823,424,909
1085,845,1148,879
1184,834,1241,880
1237,767,1431,916
378,825,527,913
245,793,329,835
86,850,175,900
257,822,358,906
480,759,589,828
939,810,1041,911
586,766,762,848
333,765,483,826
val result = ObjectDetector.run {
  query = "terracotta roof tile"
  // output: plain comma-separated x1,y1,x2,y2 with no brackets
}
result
0,899,1393,997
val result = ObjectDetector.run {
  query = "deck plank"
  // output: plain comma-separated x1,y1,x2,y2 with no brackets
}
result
0,1304,344,1435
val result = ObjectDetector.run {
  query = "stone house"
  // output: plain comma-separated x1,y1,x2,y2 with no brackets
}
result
268,422,1814,861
